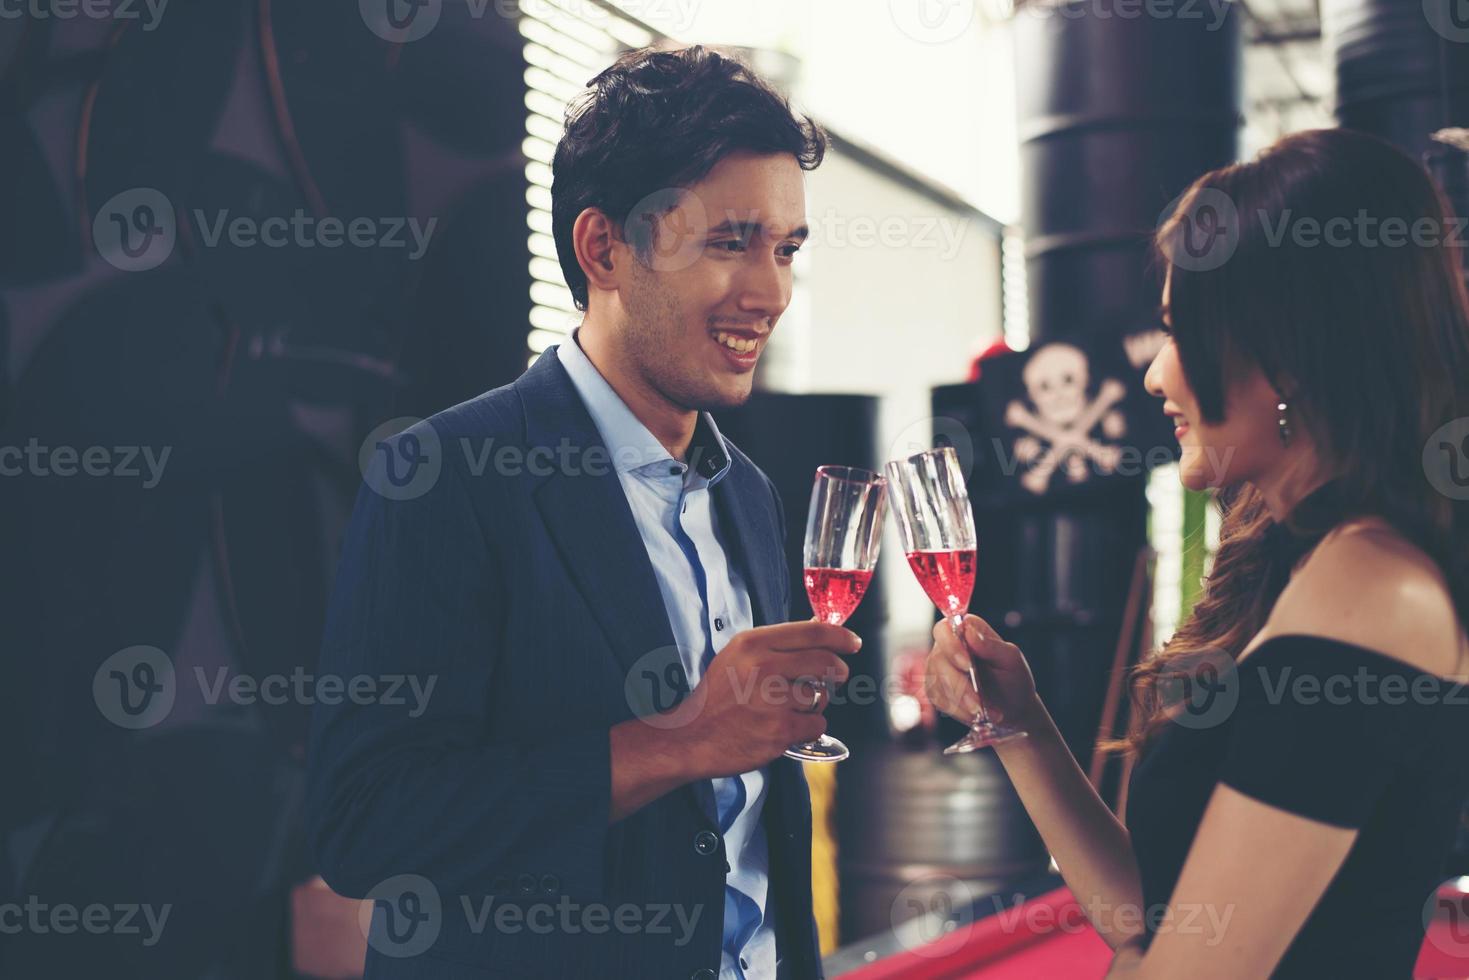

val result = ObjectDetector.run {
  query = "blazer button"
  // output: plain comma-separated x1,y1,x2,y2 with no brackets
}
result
539,874,560,894
693,830,719,855
691,970,717,980
516,873,537,894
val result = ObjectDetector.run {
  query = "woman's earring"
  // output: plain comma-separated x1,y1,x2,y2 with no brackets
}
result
1276,397,1292,447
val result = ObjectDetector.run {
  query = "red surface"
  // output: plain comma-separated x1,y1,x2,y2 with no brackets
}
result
840,881,1469,979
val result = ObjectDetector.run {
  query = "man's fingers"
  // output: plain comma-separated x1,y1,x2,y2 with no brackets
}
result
761,621,863,654
771,650,850,685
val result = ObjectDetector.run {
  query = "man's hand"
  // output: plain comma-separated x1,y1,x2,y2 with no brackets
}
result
678,621,861,778
609,621,860,822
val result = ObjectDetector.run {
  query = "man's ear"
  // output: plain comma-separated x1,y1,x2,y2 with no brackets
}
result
572,207,621,295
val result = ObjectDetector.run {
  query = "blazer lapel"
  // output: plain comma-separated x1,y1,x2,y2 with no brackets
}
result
518,349,719,825
711,453,789,629
519,350,684,710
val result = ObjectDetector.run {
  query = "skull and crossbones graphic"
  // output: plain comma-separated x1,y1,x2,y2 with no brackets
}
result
1004,342,1128,495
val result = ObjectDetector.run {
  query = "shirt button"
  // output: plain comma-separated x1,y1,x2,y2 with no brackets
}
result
693,830,719,855
740,957,750,970
714,617,724,631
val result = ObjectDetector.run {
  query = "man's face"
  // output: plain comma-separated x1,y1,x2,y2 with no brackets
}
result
616,151,807,412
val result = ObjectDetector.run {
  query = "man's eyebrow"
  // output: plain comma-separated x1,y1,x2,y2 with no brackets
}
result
707,219,810,242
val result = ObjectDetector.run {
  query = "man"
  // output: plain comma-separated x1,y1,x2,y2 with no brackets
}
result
307,46,857,979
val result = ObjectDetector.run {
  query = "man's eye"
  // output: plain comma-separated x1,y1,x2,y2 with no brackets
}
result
714,240,746,252
778,244,802,258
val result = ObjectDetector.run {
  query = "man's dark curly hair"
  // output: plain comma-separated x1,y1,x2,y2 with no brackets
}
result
551,45,827,310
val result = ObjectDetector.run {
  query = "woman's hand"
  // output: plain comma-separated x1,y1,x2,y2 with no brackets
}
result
923,614,1040,728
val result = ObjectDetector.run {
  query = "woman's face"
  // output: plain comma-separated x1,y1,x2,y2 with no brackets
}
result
1144,272,1289,492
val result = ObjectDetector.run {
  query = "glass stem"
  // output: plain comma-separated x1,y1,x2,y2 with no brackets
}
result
948,613,994,729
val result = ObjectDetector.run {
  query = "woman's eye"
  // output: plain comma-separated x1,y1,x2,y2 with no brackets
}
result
715,240,746,253
778,244,801,258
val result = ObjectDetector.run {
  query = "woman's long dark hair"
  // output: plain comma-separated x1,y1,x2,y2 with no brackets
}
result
1102,128,1469,758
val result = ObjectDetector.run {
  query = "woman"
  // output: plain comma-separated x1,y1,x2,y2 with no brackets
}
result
925,127,1469,978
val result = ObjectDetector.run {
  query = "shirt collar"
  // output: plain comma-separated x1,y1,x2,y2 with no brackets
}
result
556,328,732,485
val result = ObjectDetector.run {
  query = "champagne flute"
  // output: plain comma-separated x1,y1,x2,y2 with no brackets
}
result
885,446,1026,753
789,465,886,763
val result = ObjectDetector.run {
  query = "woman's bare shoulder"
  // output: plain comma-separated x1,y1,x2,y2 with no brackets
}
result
1262,517,1468,680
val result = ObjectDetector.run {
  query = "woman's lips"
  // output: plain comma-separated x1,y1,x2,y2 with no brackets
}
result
1174,421,1190,439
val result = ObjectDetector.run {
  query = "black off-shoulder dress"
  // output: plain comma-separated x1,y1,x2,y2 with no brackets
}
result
1126,633,1469,977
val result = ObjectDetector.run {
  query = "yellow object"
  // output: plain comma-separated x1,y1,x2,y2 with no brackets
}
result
805,760,840,954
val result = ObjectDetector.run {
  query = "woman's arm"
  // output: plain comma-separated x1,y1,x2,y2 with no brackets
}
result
925,615,1145,950
994,699,1146,950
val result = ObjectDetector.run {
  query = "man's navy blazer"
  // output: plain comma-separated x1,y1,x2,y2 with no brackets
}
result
306,346,822,979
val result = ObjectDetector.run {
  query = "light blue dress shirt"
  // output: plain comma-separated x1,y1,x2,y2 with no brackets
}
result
556,332,777,980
